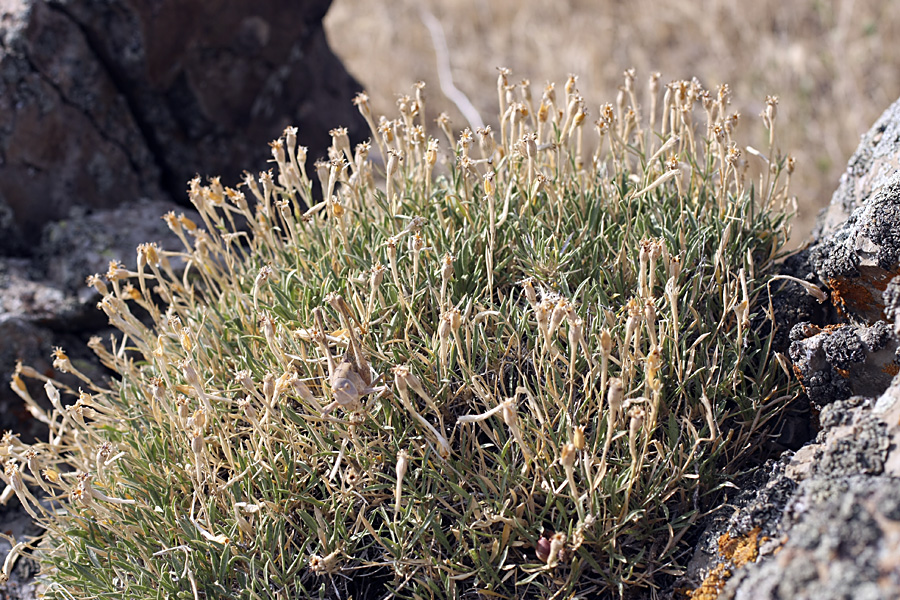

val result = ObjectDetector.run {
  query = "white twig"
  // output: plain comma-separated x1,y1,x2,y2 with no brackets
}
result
420,9,484,131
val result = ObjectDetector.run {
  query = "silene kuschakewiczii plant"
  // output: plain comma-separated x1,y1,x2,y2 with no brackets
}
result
3,69,799,599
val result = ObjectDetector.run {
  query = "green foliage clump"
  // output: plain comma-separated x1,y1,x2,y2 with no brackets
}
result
5,70,796,598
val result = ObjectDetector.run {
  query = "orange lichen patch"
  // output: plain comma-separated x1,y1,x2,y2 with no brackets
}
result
799,323,823,337
827,276,880,321
835,367,850,379
826,265,899,323
721,527,764,568
685,528,765,599
793,364,809,393
685,563,731,600
883,363,900,377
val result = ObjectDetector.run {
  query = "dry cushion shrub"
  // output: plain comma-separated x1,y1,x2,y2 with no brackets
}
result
3,70,800,598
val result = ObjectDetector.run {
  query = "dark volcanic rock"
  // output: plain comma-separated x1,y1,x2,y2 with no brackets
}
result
0,0,366,255
0,198,197,440
0,0,367,441
769,250,828,354
679,95,900,600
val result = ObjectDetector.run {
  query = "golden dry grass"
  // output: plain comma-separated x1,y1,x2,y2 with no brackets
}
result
325,0,900,246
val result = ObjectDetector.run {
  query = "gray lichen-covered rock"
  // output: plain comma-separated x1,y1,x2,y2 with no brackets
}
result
681,392,900,600
817,96,900,239
809,95,900,326
809,174,900,324
0,0,365,255
38,198,197,294
788,321,898,405
884,275,900,337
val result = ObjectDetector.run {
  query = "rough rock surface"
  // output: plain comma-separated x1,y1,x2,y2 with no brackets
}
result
789,320,898,406
0,0,366,439
817,96,900,240
809,173,900,324
0,198,194,441
0,0,366,255
678,393,900,600
725,393,899,600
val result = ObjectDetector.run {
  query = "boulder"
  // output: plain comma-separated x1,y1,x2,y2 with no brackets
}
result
0,0,366,255
0,197,202,438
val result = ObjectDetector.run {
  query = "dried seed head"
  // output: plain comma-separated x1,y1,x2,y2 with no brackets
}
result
560,442,577,469
269,138,285,167
190,430,205,456
628,406,645,437
106,260,129,282
536,298,553,333
497,67,511,91
436,112,452,140
370,262,386,289
137,242,160,269
396,449,409,481
386,149,401,178
263,372,275,406
177,213,198,232
483,171,496,196
549,299,568,337
309,550,341,574
425,138,439,167
176,395,190,421
568,316,585,352
644,300,657,328
649,71,661,96
600,329,613,356
447,308,463,332
438,311,453,340
547,532,567,568
51,347,72,374
4,461,24,495
42,467,59,484
330,127,351,160
182,359,202,390
329,195,345,219
410,233,425,254
235,369,254,392
765,95,778,123
458,128,473,156
238,396,257,421
85,274,109,296
352,91,371,118
520,277,538,308
572,425,586,451
608,377,624,421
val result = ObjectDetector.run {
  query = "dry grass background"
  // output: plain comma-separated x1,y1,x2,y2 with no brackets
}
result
324,0,900,246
